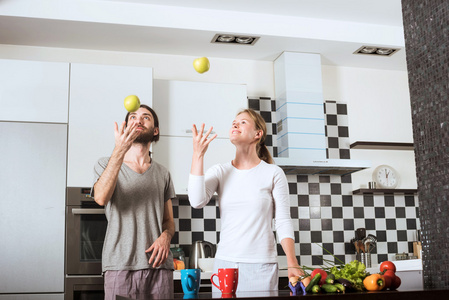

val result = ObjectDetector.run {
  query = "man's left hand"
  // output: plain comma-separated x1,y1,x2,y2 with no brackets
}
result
145,231,171,268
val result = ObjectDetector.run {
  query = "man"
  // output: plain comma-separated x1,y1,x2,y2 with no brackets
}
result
92,104,176,300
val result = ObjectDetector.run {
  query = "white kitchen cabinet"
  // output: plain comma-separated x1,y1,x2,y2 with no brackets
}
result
153,80,247,138
0,59,69,123
0,122,67,294
152,136,236,194
68,63,153,187
152,79,247,194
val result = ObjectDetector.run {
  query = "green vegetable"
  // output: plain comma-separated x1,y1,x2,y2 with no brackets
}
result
321,284,339,293
325,273,335,284
311,285,321,294
334,283,346,293
329,260,370,291
305,273,321,293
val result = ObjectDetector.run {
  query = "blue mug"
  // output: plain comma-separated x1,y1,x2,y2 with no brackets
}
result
180,269,201,294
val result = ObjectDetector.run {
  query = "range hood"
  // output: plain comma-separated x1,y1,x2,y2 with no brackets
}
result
273,52,370,175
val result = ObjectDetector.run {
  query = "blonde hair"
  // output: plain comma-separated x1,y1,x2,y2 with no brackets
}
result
237,109,273,164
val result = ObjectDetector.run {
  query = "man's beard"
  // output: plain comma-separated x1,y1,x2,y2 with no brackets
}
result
133,128,155,144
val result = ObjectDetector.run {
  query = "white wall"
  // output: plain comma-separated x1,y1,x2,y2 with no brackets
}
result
322,65,417,189
0,44,417,189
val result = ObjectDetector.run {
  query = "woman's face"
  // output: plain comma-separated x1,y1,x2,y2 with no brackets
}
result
229,112,261,145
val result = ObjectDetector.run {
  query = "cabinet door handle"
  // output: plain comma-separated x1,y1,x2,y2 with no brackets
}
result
72,208,105,215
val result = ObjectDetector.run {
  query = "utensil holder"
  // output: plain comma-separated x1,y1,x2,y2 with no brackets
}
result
356,253,372,268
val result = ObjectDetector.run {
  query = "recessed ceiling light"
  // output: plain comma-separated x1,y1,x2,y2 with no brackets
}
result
235,37,253,44
354,46,399,57
360,47,377,54
376,48,393,55
217,35,235,43
211,34,259,46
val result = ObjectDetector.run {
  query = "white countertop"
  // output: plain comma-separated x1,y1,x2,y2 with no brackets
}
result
173,259,422,280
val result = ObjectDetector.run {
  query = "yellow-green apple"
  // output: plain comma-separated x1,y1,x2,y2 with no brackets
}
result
193,57,210,74
124,95,140,112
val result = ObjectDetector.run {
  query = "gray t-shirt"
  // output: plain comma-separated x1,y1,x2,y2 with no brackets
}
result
93,157,176,272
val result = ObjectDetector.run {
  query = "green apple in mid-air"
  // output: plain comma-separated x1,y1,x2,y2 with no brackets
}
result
124,95,140,112
193,57,210,74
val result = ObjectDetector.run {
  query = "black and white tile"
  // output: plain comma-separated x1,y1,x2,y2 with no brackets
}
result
172,97,420,266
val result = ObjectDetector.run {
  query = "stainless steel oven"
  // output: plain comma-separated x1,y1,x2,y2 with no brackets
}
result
65,187,107,300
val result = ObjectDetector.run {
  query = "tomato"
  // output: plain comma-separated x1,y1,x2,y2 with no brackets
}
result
380,261,397,273
382,274,392,290
310,268,327,285
390,275,401,290
383,270,396,279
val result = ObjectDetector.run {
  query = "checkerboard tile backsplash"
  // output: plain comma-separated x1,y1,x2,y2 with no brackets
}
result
171,97,420,267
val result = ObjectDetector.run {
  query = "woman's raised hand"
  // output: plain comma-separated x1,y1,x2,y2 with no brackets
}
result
192,123,217,158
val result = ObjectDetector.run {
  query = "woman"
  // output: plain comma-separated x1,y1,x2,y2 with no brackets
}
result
188,108,304,292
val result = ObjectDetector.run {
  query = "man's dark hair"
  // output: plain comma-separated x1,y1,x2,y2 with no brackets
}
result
124,104,160,143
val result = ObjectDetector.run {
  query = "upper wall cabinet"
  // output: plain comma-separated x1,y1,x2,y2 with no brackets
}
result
0,59,69,123
68,63,153,187
153,80,247,138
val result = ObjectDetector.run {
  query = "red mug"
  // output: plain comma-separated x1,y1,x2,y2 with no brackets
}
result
211,268,239,294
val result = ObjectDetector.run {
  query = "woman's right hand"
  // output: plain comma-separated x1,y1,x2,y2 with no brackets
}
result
192,123,217,158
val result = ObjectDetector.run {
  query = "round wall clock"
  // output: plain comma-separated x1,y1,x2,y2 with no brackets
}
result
372,165,399,189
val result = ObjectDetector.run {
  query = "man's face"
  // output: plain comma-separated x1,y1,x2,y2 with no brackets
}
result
127,107,159,144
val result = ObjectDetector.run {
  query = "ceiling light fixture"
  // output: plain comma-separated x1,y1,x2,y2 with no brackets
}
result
211,34,259,46
217,35,235,43
354,46,399,57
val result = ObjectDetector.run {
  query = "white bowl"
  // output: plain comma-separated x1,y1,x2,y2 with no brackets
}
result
198,258,215,272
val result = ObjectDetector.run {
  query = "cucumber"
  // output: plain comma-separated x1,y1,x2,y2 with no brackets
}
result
311,285,321,294
321,284,339,293
305,273,321,293
334,283,346,293
325,273,335,284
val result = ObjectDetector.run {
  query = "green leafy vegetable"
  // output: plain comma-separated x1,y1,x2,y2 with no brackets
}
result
329,260,370,291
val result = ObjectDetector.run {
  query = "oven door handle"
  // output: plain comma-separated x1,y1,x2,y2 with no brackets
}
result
72,208,105,215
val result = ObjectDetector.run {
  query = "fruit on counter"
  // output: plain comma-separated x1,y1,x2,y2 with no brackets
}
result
382,273,392,289
329,260,369,291
193,57,210,74
379,261,401,290
333,283,346,293
335,278,355,292
311,268,328,285
321,283,339,293
380,261,397,273
173,258,185,270
124,95,140,112
311,285,321,294
390,275,401,290
325,273,335,284
363,273,385,291
305,273,321,293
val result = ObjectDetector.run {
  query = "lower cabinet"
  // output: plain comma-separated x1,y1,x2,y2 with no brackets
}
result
152,136,236,195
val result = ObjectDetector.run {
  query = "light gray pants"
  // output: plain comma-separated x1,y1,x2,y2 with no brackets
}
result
212,258,278,293
104,269,173,300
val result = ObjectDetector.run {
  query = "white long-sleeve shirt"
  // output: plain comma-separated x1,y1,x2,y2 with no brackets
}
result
188,160,294,263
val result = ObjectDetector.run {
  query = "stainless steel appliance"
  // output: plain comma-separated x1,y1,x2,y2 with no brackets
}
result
189,241,215,269
65,187,107,300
